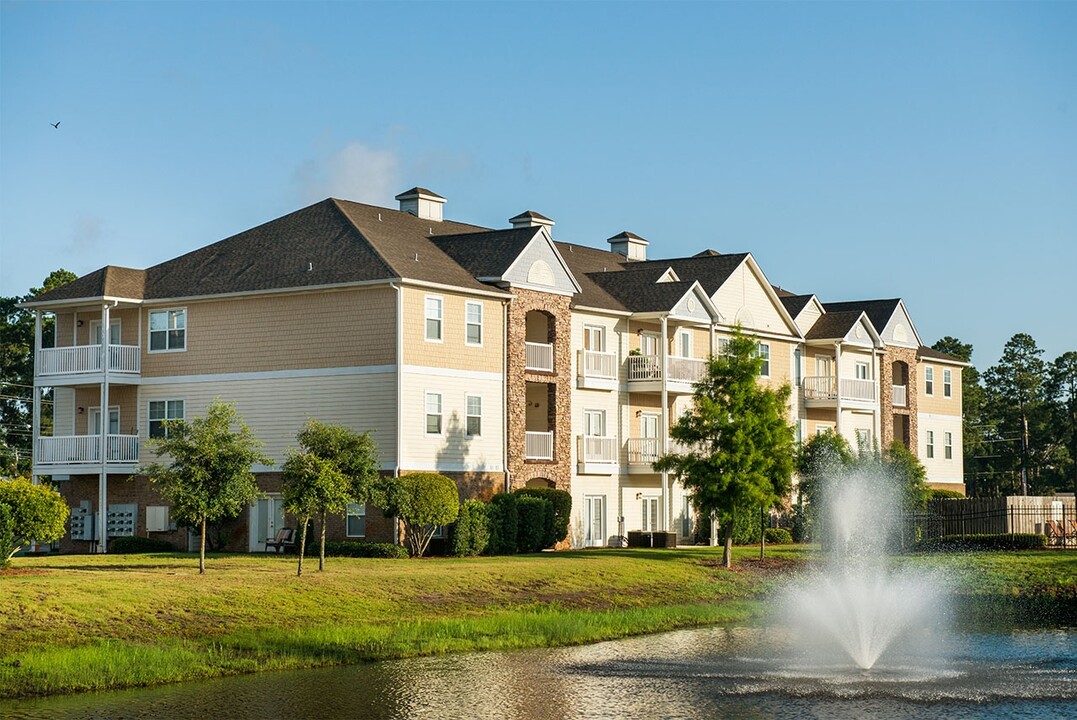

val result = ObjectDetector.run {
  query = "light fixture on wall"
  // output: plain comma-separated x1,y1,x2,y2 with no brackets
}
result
77,320,84,327
635,492,643,500
635,410,642,417
78,407,85,414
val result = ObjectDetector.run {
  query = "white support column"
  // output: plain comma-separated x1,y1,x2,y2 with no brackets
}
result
709,322,716,357
834,341,843,437
98,303,111,553
872,346,881,449
31,311,42,484
659,314,669,533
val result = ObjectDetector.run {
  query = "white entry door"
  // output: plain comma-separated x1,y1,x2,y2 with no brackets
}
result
249,495,285,552
641,496,660,532
585,495,605,548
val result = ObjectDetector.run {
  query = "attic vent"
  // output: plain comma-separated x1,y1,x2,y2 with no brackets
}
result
526,260,555,286
894,323,908,342
607,231,648,261
395,187,445,222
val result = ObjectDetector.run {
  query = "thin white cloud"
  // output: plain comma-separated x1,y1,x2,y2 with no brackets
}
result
294,142,399,205
67,215,105,253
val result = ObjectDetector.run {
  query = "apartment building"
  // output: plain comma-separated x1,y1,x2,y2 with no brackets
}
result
24,187,964,552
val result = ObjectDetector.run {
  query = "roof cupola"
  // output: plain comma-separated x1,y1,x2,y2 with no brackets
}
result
395,187,445,222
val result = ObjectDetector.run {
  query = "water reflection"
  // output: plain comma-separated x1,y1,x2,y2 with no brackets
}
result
4,627,1076,720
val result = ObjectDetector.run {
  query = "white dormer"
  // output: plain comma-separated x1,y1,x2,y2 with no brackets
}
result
510,211,555,236
396,187,446,222
607,231,648,261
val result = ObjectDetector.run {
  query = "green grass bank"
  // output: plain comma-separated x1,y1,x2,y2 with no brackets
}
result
1,546,1074,699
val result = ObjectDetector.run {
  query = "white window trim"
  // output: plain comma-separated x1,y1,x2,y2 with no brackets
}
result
346,503,366,538
584,408,606,437
89,405,120,435
944,431,953,460
464,301,483,347
943,369,952,398
757,342,771,377
855,361,870,380
678,330,692,358
424,295,444,343
89,319,122,346
926,430,935,459
815,423,835,436
925,366,934,396
148,307,187,354
466,394,482,437
425,391,443,435
148,398,185,439
584,324,605,353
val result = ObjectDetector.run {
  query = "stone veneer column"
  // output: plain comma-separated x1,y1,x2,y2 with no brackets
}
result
505,287,573,492
878,347,919,451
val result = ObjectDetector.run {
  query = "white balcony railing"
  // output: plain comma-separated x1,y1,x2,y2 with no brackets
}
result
578,350,617,380
627,437,660,464
37,344,141,376
627,355,707,384
892,384,908,407
35,434,139,465
578,435,617,464
525,431,554,460
525,342,554,372
803,376,876,403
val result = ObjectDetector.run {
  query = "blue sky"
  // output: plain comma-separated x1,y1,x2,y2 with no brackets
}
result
2,1,1074,367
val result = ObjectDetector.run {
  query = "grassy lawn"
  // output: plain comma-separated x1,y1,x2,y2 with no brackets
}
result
1,545,1073,699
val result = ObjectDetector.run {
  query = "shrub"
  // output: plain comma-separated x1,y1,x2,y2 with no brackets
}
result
377,473,460,558
450,500,490,557
0,504,14,569
917,533,1048,552
513,488,571,545
486,493,518,555
109,536,177,554
731,507,762,545
764,527,793,545
515,495,553,553
0,477,69,565
323,541,409,559
928,488,966,500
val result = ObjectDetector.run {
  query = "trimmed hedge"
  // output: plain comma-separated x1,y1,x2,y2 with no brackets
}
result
323,541,409,559
450,500,490,557
917,533,1048,552
486,493,519,555
764,527,793,545
514,496,552,554
513,488,571,545
109,536,177,554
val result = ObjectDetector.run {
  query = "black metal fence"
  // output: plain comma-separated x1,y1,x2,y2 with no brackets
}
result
904,498,1076,548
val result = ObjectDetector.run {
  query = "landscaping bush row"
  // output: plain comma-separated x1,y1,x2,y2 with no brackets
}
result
450,488,571,557
109,536,177,554
323,541,410,559
916,533,1048,551
763,527,793,545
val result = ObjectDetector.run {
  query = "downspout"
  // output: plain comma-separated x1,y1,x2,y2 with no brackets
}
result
98,300,117,553
391,283,403,545
834,341,843,438
872,345,881,449
660,314,669,533
503,297,512,493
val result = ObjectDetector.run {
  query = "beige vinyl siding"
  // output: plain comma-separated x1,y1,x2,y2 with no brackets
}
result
843,410,876,451
139,372,397,466
74,386,138,436
569,474,620,548
711,263,787,335
570,312,627,375
918,413,964,484
838,346,875,380
572,381,624,464
796,303,823,335
141,287,396,377
402,287,503,373
399,369,504,472
53,387,75,435
918,362,963,415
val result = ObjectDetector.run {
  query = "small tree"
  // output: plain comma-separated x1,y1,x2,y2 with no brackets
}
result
289,420,379,572
0,477,69,568
142,399,269,574
881,440,930,512
377,473,459,557
450,499,490,557
654,329,795,568
281,451,350,576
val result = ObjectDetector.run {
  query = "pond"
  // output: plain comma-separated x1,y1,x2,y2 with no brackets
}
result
5,625,1075,719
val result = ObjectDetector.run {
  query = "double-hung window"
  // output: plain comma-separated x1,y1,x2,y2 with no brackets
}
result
346,503,366,537
466,395,482,436
679,331,692,358
925,367,934,395
855,361,870,380
425,392,442,434
944,432,953,460
756,342,771,377
943,369,952,398
926,430,935,459
425,296,443,342
584,409,606,437
149,309,186,351
465,302,482,345
91,321,122,346
149,399,184,439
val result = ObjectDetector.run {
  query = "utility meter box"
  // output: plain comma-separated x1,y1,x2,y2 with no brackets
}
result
70,501,95,541
106,503,138,538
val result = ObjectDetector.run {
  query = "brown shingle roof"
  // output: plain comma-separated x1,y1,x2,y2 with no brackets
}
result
804,310,865,340
555,241,632,311
917,345,965,364
431,228,540,279
779,294,814,317
823,299,902,335
632,253,749,296
30,265,147,302
588,272,699,313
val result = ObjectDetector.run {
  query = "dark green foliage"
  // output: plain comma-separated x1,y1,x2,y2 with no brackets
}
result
730,507,762,545
795,431,855,507
375,473,459,557
0,477,69,565
0,504,14,569
764,527,793,545
485,493,519,555
450,499,490,557
917,533,1048,551
323,541,409,559
109,536,176,554
513,487,571,544
883,440,931,511
514,495,553,553
929,488,967,500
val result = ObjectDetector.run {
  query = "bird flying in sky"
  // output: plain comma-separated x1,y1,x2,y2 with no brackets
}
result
50,121,60,128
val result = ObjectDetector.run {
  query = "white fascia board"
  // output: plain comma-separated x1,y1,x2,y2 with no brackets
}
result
843,312,883,348
135,279,400,307
716,324,801,343
741,254,805,340
501,228,584,294
398,279,514,300
895,299,924,348
19,295,144,310
572,305,633,317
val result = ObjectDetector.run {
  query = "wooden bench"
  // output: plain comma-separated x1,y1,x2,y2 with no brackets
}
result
264,527,295,553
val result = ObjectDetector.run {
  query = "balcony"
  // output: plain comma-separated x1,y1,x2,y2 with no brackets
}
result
36,344,141,384
524,342,554,373
577,350,618,390
525,431,554,460
34,434,140,473
627,437,692,472
892,384,907,408
577,435,618,475
802,376,876,408
627,355,707,393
